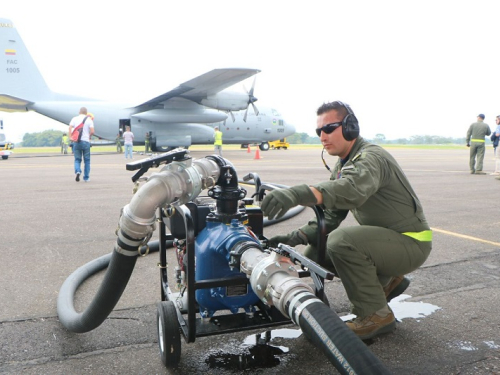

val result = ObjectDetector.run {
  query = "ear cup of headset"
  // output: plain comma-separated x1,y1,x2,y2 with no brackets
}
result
338,102,360,141
342,113,360,141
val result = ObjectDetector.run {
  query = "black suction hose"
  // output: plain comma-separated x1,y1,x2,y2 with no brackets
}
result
263,205,305,226
57,241,168,333
289,292,391,375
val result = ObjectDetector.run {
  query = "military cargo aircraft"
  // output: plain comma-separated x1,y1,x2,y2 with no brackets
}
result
0,18,295,151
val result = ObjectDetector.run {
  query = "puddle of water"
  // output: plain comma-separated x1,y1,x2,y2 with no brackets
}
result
340,294,441,322
389,294,441,321
206,345,284,370
451,341,478,351
242,328,302,347
484,341,500,349
206,329,301,370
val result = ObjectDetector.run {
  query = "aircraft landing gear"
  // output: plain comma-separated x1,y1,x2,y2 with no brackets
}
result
259,142,269,151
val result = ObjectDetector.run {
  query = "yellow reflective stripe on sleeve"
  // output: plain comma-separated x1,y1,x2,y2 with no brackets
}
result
402,230,433,242
471,139,485,142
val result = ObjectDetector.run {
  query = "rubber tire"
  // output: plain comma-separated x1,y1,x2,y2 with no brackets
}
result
259,142,270,151
2,155,8,160
157,301,181,367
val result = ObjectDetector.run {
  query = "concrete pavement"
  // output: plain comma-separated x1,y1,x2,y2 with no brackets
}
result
0,146,499,374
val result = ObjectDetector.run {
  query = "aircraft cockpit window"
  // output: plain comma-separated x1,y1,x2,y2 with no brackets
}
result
271,109,281,116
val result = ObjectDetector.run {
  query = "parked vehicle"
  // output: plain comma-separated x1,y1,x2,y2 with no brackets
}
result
0,132,14,159
269,138,289,150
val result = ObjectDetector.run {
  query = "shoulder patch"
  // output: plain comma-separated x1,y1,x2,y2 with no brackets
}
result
352,151,365,162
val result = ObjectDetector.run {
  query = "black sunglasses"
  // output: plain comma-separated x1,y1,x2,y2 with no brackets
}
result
316,122,342,137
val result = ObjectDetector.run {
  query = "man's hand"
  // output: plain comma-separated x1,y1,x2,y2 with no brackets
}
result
467,143,470,147
261,184,317,220
267,230,308,248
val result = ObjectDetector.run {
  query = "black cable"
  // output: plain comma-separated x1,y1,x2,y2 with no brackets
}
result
321,147,331,172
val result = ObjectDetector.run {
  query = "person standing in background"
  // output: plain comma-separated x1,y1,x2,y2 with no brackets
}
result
61,133,69,154
123,126,134,159
145,132,150,154
492,115,500,176
214,126,223,156
466,114,491,174
69,107,94,182
115,133,123,153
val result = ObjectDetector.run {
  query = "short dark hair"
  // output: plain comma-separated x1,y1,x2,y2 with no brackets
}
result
317,101,348,118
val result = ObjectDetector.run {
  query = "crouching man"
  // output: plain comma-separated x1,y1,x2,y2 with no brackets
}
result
261,101,432,340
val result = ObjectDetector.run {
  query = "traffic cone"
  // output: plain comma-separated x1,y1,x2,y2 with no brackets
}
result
254,147,261,160
247,144,251,153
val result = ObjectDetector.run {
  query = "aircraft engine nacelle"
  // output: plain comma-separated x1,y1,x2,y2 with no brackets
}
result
201,92,249,112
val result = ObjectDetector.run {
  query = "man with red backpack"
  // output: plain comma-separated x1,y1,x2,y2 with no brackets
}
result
68,107,94,182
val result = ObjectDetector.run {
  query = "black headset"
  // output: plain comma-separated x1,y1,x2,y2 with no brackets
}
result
337,101,360,141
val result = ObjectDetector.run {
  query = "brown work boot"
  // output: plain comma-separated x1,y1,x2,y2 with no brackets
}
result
346,306,396,340
384,275,410,302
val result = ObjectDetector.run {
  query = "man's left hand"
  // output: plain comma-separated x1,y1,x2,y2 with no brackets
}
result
261,184,317,220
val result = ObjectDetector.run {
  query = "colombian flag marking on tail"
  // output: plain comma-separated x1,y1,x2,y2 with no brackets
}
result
5,49,16,55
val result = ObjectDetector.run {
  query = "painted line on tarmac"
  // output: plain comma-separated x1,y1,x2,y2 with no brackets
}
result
431,227,500,247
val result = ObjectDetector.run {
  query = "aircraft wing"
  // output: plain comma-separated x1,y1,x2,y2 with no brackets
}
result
135,68,260,109
0,94,34,112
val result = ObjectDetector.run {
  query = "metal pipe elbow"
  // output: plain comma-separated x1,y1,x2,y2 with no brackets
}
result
118,157,220,245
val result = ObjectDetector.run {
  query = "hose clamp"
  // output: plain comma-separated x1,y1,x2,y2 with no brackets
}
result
292,294,322,325
138,233,153,257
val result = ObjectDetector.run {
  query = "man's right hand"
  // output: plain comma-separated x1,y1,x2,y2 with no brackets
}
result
467,143,470,147
267,230,308,248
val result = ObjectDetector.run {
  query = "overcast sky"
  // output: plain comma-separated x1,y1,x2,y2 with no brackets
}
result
2,0,500,142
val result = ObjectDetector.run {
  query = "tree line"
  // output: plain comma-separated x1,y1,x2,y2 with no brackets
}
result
18,129,480,147
22,130,67,147
286,132,470,145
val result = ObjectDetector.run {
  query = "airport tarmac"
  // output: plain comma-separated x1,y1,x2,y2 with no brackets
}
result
0,146,499,374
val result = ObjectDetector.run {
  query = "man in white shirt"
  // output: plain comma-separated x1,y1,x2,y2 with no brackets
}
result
68,107,94,182
123,126,134,159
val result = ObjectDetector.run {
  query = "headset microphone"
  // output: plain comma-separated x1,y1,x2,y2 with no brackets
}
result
321,147,331,172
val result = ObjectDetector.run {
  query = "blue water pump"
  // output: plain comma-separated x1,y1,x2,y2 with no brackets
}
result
192,158,262,317
195,217,261,317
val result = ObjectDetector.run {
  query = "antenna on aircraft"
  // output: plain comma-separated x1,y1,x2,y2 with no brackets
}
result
243,77,259,122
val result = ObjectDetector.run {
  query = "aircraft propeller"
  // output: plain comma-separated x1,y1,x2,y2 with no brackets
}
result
243,77,259,122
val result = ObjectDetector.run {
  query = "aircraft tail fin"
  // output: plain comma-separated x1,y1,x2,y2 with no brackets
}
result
0,19,52,111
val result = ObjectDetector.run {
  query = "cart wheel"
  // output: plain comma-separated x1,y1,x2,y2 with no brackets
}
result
157,301,181,367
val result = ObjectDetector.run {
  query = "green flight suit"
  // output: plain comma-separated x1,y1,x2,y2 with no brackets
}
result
300,137,432,318
466,120,491,173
